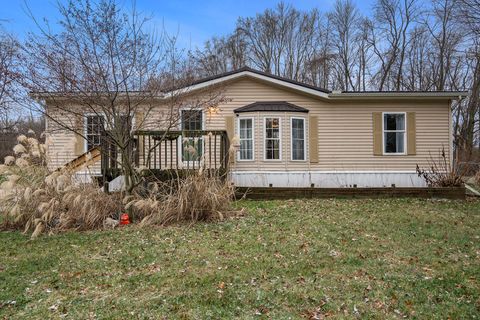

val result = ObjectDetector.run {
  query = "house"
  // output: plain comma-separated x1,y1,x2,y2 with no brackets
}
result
41,67,467,188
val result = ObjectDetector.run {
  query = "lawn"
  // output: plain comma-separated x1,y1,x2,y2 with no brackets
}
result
1,198,479,319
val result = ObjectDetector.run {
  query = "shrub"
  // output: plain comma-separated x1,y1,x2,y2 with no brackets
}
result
1,132,237,238
416,147,465,187
127,171,235,226
0,133,122,238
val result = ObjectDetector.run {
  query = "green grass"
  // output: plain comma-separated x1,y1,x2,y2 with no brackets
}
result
1,198,479,319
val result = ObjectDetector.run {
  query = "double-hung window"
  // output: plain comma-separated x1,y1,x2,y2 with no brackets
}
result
383,112,406,154
85,115,104,151
264,117,281,160
291,118,305,160
239,118,254,160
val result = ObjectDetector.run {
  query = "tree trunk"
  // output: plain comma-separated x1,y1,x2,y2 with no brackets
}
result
463,54,480,161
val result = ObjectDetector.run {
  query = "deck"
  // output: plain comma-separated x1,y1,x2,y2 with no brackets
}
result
100,130,230,181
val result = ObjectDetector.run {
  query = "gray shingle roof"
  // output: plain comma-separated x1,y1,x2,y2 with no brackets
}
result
234,101,309,113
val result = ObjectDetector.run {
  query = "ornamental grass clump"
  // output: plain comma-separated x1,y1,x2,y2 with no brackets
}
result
126,170,236,226
0,132,122,238
1,132,237,238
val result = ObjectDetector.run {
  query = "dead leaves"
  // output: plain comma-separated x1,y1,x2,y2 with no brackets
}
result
301,299,331,319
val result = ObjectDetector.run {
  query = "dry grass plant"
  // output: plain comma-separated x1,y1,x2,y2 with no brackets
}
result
416,147,466,187
0,132,122,238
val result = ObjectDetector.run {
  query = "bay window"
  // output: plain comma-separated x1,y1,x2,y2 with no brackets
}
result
264,117,281,160
239,118,254,160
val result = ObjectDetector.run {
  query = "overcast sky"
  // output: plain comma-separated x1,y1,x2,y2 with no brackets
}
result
1,0,375,49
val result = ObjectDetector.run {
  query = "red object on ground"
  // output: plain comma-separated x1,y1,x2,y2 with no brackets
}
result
120,213,130,225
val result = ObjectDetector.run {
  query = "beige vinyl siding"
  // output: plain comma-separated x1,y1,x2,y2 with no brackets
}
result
45,105,101,173
45,77,451,173
205,78,450,172
45,105,78,171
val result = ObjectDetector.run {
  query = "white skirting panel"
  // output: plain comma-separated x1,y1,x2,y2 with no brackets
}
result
230,171,427,188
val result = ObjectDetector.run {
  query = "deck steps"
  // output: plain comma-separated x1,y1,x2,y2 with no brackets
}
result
58,147,102,173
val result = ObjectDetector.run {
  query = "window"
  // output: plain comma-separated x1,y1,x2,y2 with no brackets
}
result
264,117,281,160
181,110,203,162
181,110,203,131
85,115,104,151
239,118,254,160
383,113,406,154
291,118,305,160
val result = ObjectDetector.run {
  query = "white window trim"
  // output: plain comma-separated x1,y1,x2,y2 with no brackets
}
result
83,112,137,152
382,111,407,156
178,108,206,166
83,113,106,153
263,116,282,161
237,117,255,161
290,117,307,161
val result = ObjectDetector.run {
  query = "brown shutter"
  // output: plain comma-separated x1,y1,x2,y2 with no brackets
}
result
74,114,85,155
373,112,383,156
407,112,416,155
309,116,319,163
225,116,234,141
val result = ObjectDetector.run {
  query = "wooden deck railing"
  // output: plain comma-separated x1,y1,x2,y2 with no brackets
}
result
101,130,230,181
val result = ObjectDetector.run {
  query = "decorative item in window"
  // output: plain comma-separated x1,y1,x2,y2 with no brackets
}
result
181,110,203,162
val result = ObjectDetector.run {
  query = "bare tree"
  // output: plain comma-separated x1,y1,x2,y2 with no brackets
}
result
234,3,322,82
237,7,277,74
22,0,224,194
369,0,418,90
191,30,247,77
329,0,360,91
457,0,480,158
305,16,335,89
0,28,21,131
355,18,374,91
425,0,464,90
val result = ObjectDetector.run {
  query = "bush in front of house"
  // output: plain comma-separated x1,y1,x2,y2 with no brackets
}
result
0,132,236,238
125,169,236,226
0,132,122,238
416,147,465,187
